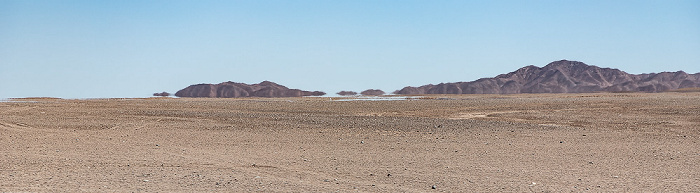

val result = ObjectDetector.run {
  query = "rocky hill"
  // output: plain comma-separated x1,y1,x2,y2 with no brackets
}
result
175,81,326,98
360,89,386,96
337,91,358,96
395,60,700,94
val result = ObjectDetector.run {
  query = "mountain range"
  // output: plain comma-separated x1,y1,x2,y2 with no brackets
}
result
174,60,700,98
175,81,325,98
395,60,700,95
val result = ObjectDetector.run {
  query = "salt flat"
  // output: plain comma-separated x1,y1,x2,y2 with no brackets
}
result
1,93,699,192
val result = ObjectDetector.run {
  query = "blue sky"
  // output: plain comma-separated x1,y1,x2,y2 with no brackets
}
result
1,0,699,98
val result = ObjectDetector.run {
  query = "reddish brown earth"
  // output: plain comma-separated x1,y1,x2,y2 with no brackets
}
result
395,60,700,94
1,93,699,192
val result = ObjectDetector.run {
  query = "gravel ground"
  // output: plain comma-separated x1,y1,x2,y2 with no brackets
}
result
1,92,699,192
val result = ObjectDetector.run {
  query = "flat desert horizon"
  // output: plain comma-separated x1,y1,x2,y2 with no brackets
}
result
1,92,699,192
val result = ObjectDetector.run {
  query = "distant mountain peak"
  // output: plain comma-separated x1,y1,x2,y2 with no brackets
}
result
175,81,325,98
543,60,591,70
395,60,700,95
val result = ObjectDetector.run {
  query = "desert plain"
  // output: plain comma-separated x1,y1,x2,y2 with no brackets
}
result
1,92,699,192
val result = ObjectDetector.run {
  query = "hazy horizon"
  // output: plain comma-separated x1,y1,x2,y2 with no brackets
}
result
2,0,699,99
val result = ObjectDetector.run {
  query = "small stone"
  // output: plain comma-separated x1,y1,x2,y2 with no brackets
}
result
431,185,437,189
387,173,391,177
143,180,149,182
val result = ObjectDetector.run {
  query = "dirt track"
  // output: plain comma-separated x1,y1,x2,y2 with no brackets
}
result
1,93,699,192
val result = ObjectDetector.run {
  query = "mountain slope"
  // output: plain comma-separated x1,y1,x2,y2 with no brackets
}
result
395,60,700,94
175,81,325,98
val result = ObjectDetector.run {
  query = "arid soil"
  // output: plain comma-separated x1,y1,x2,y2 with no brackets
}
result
1,93,699,192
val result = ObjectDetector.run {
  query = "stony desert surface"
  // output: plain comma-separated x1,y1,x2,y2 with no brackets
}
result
1,93,699,192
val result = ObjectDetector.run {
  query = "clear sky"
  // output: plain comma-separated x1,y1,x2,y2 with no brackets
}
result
1,0,699,98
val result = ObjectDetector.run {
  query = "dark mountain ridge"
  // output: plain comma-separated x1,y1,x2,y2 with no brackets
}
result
395,60,700,95
175,81,325,98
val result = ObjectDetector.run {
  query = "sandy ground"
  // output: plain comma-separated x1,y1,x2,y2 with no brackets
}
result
1,93,699,192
